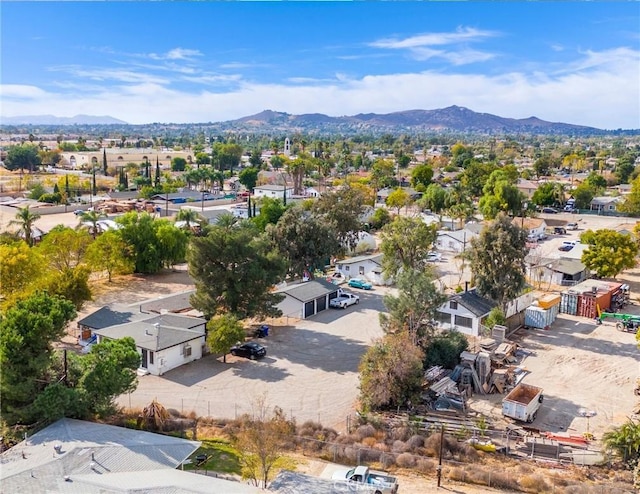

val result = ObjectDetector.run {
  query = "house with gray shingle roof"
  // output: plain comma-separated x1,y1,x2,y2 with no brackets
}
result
275,279,341,319
94,313,206,376
0,418,261,493
436,288,498,337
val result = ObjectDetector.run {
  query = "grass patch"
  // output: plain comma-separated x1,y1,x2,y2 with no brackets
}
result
184,438,242,475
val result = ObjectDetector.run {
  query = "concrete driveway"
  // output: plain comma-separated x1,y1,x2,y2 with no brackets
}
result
118,287,390,430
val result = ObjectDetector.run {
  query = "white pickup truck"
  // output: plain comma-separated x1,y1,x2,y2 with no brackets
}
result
332,465,399,494
329,292,360,309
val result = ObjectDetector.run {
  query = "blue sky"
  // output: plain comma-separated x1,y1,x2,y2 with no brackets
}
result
1,2,639,129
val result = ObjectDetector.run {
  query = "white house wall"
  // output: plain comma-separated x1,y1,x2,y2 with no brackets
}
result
276,295,304,319
437,303,482,337
150,336,205,376
336,260,379,281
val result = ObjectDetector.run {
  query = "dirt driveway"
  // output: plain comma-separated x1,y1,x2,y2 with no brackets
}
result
469,313,640,439
117,287,389,431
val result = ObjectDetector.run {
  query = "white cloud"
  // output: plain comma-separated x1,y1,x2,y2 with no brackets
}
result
149,48,202,61
2,48,638,129
370,27,499,49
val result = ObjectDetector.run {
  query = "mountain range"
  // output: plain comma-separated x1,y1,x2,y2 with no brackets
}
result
0,106,614,134
0,114,128,125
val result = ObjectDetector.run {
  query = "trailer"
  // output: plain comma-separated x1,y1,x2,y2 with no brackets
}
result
502,383,544,423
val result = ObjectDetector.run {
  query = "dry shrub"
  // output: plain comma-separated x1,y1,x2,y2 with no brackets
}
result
406,434,425,451
343,445,359,462
359,447,382,463
167,408,181,417
518,463,533,475
467,468,490,485
548,473,569,488
391,440,409,453
355,424,377,441
519,474,549,492
416,458,435,473
335,433,359,445
447,466,466,482
488,471,519,491
298,420,322,437
396,452,416,468
374,442,389,452
380,452,395,469
390,426,412,442
361,437,377,448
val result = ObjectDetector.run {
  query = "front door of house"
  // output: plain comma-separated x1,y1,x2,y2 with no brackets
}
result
141,349,148,368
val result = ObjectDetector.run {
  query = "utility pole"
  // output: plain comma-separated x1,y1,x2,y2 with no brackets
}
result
437,424,444,487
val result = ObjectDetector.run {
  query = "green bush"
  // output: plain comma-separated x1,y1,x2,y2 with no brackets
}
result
423,330,469,369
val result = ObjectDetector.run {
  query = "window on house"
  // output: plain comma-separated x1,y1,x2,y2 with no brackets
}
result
435,311,451,323
344,266,350,272
149,351,154,365
449,301,458,310
359,266,365,275
454,315,473,328
183,345,192,357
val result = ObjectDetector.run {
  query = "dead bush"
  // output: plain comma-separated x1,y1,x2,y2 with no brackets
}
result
488,471,520,491
447,466,466,482
355,424,377,441
343,446,359,462
416,458,435,473
359,447,382,463
390,426,412,442
361,437,377,448
395,452,416,468
519,474,549,492
335,433,359,445
391,440,409,453
380,452,395,469
517,463,533,475
467,468,490,485
374,442,390,452
406,434,425,451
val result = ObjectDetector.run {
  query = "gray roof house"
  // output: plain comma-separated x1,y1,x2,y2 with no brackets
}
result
436,288,497,337
0,418,261,494
94,313,207,376
275,279,341,319
526,255,588,287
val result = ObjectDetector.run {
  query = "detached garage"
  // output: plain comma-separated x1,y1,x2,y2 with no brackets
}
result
276,279,341,319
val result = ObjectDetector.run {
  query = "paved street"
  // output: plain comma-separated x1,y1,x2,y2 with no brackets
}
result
118,287,391,430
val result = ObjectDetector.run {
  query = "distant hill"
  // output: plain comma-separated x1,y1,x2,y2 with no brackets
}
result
1,114,128,125
230,106,600,134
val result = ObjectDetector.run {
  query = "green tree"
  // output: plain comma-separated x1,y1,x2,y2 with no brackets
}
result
467,213,527,310
370,159,397,190
188,221,286,319
41,266,92,310
267,205,340,278
459,160,497,198
380,216,437,278
4,144,41,172
238,167,259,192
171,156,187,171
176,208,202,230
252,197,286,232
602,418,640,466
533,155,552,177
86,230,134,281
369,207,391,230
531,182,558,207
484,307,507,329
37,226,91,271
580,229,638,279
410,163,434,189
0,241,44,303
311,186,367,252
0,292,76,425
156,222,188,269
585,172,607,191
358,332,425,411
418,183,447,213
379,268,446,345
248,149,264,168
78,337,140,416
78,210,107,239
206,314,246,363
9,206,41,247
478,169,525,219
28,182,47,200
423,331,468,370
385,187,412,214
573,182,596,210
620,174,640,215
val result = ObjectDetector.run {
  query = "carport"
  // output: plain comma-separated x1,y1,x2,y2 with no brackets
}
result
276,279,340,319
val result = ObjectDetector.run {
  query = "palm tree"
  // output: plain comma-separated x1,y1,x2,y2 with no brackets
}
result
176,208,201,230
78,210,106,239
9,206,41,246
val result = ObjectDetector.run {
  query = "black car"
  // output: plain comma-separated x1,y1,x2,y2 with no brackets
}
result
541,207,558,214
230,342,266,360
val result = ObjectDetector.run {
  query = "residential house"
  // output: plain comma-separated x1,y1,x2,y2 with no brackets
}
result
0,418,261,494
275,279,341,319
516,178,539,199
375,187,422,204
436,228,479,253
590,196,621,213
254,184,294,199
512,217,547,238
93,313,207,375
335,253,384,282
436,288,497,337
526,255,589,287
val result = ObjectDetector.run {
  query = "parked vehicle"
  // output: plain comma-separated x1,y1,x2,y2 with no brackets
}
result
542,207,558,214
230,342,266,360
426,251,442,262
537,232,547,240
558,244,573,251
329,292,360,309
332,465,399,494
567,222,579,230
502,383,544,423
554,226,567,235
73,209,84,216
348,278,373,290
